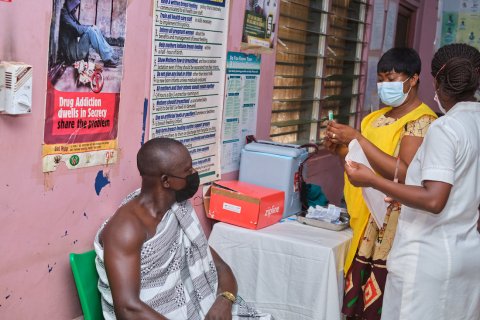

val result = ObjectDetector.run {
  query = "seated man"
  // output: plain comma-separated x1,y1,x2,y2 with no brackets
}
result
59,0,118,67
94,138,273,320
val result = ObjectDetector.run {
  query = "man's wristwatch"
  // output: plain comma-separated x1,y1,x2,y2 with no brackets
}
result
218,291,236,304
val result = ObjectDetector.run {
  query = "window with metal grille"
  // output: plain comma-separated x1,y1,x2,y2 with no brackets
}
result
270,0,368,145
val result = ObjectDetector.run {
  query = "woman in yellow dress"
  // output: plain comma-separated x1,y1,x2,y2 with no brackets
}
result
324,48,437,320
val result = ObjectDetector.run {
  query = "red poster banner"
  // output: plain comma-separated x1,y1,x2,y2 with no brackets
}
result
45,88,119,141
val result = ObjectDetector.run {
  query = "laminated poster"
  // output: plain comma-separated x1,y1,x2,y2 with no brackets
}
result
43,0,127,172
242,0,278,51
221,52,260,174
440,0,480,51
439,0,480,99
150,0,230,184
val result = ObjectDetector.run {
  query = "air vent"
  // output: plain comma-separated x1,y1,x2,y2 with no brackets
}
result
5,71,12,89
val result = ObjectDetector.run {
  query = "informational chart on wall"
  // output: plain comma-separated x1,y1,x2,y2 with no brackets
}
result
439,0,480,50
43,0,127,172
150,0,229,183
221,52,261,174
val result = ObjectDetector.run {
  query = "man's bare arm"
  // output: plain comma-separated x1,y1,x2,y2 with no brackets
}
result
101,207,167,320
204,247,238,320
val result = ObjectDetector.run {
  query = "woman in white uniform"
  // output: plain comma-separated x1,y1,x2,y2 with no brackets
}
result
344,43,480,320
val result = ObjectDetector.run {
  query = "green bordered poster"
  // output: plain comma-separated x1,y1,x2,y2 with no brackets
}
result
241,0,278,51
440,0,480,50
221,52,261,174
150,0,229,184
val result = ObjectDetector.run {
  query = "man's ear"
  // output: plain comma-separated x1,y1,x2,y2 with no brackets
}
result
161,174,170,188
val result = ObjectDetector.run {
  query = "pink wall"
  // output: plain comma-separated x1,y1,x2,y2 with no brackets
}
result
0,0,438,319
0,0,284,318
414,0,441,112
0,1,153,318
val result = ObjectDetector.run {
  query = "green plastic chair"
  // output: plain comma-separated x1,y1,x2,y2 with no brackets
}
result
70,250,104,320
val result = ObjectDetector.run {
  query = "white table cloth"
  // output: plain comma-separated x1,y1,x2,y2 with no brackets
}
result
208,220,352,320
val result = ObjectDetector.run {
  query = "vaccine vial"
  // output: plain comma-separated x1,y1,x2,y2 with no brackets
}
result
328,110,334,121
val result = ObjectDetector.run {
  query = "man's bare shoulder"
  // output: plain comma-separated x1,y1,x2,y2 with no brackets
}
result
100,199,148,249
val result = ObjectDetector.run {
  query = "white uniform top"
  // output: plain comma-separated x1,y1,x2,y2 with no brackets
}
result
382,101,480,320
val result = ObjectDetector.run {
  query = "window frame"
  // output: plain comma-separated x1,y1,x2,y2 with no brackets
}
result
269,0,370,145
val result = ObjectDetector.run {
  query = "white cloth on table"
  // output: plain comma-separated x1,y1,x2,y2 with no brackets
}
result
209,220,352,320
382,101,480,320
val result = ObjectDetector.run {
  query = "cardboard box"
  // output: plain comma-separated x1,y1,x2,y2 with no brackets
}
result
207,180,284,230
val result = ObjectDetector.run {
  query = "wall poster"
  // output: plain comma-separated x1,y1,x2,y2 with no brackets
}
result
43,0,127,172
242,0,278,51
221,52,260,174
150,0,229,184
440,0,480,50
439,0,480,99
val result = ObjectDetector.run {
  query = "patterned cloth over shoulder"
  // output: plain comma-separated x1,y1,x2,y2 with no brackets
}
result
94,189,274,320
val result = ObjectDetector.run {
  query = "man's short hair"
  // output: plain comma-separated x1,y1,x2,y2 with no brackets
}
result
137,138,185,177
377,47,422,77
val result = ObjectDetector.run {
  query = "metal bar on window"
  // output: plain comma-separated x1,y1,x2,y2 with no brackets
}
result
277,50,326,58
277,36,311,45
273,85,311,90
280,0,330,14
280,12,315,24
273,98,323,103
271,119,323,128
274,74,322,79
276,61,314,67
271,108,306,113
280,25,328,37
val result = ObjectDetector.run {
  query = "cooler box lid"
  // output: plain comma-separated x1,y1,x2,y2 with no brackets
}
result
243,140,306,158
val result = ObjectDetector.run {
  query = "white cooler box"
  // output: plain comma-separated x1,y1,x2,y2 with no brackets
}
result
239,140,308,218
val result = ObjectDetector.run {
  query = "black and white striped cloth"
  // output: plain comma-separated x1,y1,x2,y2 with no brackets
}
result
94,189,273,320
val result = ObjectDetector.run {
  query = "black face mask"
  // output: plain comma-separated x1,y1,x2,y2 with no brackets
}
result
172,171,200,203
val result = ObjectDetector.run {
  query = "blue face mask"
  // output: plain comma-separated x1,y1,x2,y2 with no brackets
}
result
377,77,411,107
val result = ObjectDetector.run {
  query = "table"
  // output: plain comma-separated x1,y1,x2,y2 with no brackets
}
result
208,220,352,320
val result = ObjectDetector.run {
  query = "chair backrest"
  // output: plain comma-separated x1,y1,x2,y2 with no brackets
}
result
70,250,104,320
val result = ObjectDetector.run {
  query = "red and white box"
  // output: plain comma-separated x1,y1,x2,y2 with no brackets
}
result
207,180,284,230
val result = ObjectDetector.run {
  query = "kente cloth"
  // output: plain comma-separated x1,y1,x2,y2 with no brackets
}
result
94,189,274,320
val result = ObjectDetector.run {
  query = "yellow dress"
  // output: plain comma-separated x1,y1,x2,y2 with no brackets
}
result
343,103,437,274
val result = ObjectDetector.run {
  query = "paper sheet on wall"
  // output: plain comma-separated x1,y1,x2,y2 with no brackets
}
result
220,52,261,174
439,0,480,51
345,139,388,228
241,0,279,51
150,0,230,184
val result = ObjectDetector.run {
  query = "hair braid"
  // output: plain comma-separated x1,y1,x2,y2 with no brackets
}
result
431,43,480,101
